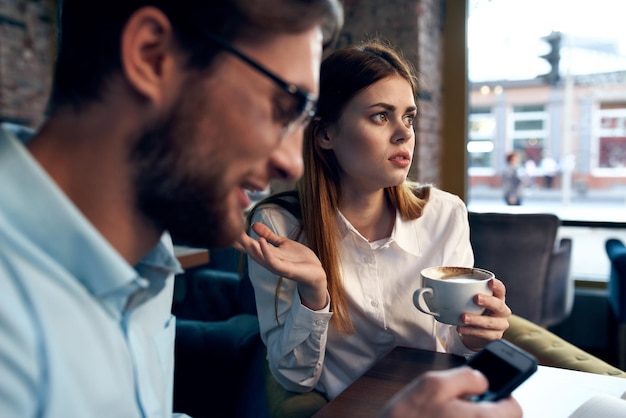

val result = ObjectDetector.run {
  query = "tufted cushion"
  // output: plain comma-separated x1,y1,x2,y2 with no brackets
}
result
504,315,626,377
262,353,328,418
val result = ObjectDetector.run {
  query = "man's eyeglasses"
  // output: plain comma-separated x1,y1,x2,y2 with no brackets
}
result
203,33,317,137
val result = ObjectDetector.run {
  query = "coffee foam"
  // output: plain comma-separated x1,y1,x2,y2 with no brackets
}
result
423,266,492,281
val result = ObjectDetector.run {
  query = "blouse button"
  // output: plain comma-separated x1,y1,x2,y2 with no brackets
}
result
371,300,379,308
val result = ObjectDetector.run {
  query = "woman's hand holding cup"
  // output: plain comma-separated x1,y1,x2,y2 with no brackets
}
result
413,266,511,351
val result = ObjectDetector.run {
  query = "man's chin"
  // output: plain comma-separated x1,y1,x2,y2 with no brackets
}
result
173,228,240,249
220,212,247,246
201,213,246,249
163,200,247,249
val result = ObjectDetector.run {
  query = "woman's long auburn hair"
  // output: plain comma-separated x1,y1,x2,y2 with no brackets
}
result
297,40,431,333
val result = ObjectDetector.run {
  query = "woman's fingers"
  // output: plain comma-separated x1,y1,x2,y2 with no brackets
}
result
239,223,327,287
251,222,285,246
490,278,507,301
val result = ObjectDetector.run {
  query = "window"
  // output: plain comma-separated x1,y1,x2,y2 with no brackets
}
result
597,103,626,170
511,105,547,164
467,0,626,284
468,107,496,172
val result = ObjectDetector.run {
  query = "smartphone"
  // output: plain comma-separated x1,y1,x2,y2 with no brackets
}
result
464,339,538,402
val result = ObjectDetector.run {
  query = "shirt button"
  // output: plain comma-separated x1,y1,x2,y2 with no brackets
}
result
371,300,379,308
315,320,324,326
363,255,374,263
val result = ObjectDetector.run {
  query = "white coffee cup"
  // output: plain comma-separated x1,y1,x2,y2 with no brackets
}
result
413,266,494,325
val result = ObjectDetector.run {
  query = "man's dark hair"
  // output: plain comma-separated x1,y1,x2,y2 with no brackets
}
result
49,0,343,112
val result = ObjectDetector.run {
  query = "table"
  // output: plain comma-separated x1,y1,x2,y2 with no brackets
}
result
312,347,465,417
312,347,626,418
173,245,210,269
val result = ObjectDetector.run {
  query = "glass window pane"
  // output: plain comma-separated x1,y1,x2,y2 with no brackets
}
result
514,120,544,130
513,104,545,112
467,0,626,287
599,137,626,168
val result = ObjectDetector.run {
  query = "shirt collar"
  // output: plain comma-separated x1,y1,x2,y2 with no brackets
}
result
0,130,181,307
390,210,422,256
335,209,422,257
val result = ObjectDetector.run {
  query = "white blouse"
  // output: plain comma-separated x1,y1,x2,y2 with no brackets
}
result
247,188,476,399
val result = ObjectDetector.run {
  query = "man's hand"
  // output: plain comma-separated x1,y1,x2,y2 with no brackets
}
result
378,367,522,418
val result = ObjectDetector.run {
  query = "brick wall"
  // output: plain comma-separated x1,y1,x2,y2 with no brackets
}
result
0,0,55,129
415,0,443,184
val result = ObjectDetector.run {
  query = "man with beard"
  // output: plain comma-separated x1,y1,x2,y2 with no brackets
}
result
0,1,340,416
0,1,521,417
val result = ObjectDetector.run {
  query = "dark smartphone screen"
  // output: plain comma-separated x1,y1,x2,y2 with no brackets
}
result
465,339,538,402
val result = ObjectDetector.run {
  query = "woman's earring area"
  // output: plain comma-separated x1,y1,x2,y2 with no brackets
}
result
315,122,334,150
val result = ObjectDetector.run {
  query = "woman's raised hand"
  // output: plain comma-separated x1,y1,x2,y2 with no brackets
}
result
237,222,329,310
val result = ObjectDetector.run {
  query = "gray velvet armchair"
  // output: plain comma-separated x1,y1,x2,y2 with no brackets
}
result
468,212,574,328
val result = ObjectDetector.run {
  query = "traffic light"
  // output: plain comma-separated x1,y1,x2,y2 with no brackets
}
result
538,31,561,86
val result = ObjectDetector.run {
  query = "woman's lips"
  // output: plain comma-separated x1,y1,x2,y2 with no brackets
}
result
389,152,411,168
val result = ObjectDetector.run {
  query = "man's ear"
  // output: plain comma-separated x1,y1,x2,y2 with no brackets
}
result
120,7,177,106
314,119,334,150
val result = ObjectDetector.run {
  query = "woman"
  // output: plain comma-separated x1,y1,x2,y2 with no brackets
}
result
503,151,524,205
238,40,511,400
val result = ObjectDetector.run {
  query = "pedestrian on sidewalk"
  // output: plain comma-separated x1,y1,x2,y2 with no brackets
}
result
540,152,559,189
503,151,524,205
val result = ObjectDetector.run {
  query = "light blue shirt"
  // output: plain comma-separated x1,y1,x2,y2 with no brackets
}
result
0,130,183,417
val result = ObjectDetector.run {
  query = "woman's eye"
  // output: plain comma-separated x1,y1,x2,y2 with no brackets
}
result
404,114,416,127
372,113,388,123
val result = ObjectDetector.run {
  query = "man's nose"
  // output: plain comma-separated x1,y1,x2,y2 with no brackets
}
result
268,130,304,182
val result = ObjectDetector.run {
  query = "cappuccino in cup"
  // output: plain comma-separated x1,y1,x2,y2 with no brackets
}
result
413,266,494,325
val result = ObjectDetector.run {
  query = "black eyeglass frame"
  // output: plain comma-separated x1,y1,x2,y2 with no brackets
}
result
203,33,317,136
